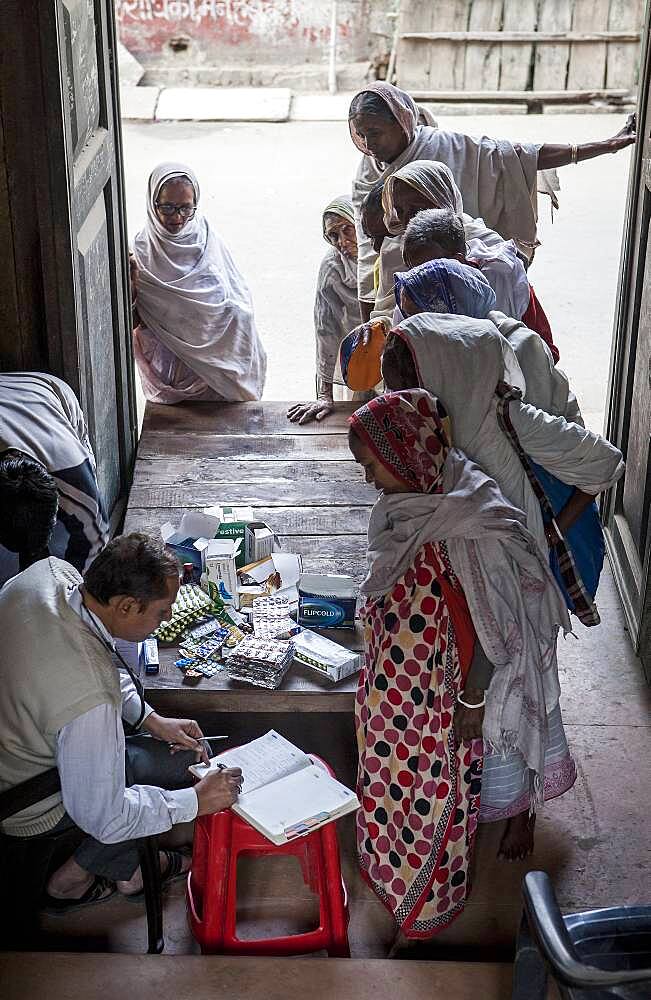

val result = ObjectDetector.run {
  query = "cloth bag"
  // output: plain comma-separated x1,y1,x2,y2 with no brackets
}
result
496,389,604,626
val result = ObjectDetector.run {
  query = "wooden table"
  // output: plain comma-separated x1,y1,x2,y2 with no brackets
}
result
124,402,375,714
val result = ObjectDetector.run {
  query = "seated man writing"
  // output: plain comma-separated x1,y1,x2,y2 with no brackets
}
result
0,372,109,586
0,532,241,910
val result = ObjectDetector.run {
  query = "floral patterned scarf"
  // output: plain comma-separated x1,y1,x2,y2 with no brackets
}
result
349,389,451,493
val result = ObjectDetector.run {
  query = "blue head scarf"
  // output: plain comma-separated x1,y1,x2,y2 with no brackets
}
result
395,258,497,319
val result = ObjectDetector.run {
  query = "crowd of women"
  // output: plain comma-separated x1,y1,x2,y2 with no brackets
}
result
127,83,633,942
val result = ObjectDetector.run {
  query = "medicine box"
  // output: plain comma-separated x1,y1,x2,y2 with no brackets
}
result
204,505,254,569
292,629,362,683
161,511,224,577
245,522,275,564
298,574,357,630
195,537,241,609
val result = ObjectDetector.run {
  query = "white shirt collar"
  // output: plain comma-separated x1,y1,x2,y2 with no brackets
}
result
67,584,115,649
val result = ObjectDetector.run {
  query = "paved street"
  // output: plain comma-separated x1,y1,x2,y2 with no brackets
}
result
123,112,633,431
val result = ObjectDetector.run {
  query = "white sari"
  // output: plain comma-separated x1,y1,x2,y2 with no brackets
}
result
133,162,266,404
395,314,624,553
353,126,543,302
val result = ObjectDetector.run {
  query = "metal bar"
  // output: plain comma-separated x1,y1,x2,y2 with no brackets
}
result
328,0,337,95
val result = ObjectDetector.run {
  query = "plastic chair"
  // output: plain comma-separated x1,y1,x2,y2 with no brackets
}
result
512,870,651,999
187,756,350,957
0,768,164,953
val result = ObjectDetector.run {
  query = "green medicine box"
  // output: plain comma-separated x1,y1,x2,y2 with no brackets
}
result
205,505,254,569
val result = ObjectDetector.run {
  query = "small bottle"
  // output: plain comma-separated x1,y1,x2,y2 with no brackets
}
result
182,562,194,585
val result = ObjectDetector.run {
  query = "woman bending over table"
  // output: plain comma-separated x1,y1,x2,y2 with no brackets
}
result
131,162,266,404
349,389,574,939
381,315,624,559
350,81,635,317
393,257,577,423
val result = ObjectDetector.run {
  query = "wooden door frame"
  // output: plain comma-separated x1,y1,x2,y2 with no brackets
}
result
604,0,651,674
0,0,137,531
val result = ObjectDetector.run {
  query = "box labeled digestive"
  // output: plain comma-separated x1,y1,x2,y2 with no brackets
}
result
297,574,357,630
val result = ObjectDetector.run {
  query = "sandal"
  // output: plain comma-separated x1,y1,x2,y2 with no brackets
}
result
122,849,189,903
42,875,116,915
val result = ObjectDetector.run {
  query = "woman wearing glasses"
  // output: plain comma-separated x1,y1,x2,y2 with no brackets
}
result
288,195,363,425
131,162,266,403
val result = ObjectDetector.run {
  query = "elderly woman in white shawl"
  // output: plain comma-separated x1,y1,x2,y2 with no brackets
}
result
381,314,624,560
131,163,266,404
393,257,580,425
287,196,362,425
350,82,636,318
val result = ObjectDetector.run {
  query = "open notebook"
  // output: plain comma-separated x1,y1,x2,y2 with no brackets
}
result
189,730,359,845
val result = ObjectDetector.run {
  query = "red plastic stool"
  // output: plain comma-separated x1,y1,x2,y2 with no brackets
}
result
187,755,350,957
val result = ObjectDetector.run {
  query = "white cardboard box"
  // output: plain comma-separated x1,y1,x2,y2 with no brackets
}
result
195,537,241,608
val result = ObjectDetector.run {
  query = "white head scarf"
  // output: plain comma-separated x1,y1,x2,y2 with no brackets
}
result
322,195,357,288
393,313,525,447
133,162,266,402
383,160,464,235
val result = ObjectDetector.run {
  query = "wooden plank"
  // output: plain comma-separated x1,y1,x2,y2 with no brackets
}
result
408,88,631,101
0,953,515,1000
141,400,357,436
463,1,503,94
427,0,469,91
607,0,645,89
124,506,371,536
131,458,367,487
533,0,572,92
137,433,354,461
394,0,435,91
402,30,641,43
128,479,375,508
500,0,536,91
568,0,610,91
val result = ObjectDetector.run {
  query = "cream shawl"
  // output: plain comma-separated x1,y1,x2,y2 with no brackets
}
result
133,162,266,402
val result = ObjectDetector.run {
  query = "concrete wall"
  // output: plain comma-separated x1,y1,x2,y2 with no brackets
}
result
116,1,383,69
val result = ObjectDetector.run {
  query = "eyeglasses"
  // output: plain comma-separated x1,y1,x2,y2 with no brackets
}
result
155,202,197,218
325,222,356,246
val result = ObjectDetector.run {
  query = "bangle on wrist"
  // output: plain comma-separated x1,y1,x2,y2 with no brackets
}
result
570,144,579,164
457,689,486,709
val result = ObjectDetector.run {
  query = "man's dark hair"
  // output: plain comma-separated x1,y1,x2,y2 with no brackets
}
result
84,532,179,605
403,208,466,265
361,180,385,221
0,450,58,568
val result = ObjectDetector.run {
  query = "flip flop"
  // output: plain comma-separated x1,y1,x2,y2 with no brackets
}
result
122,849,189,903
42,874,116,915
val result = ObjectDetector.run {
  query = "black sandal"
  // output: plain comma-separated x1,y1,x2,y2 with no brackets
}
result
42,875,116,915
122,849,189,903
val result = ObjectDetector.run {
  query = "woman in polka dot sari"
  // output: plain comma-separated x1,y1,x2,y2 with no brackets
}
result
349,389,571,938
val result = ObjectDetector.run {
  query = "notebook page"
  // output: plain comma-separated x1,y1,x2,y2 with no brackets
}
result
235,763,359,839
189,730,310,794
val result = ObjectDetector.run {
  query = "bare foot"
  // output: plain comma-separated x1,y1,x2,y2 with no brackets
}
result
498,812,536,862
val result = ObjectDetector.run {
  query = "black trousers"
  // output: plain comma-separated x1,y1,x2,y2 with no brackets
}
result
54,735,198,880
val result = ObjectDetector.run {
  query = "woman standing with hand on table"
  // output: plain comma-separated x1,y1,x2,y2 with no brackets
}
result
288,196,362,426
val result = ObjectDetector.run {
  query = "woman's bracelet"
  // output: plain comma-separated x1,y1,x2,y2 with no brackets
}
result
457,690,486,709
570,144,579,164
